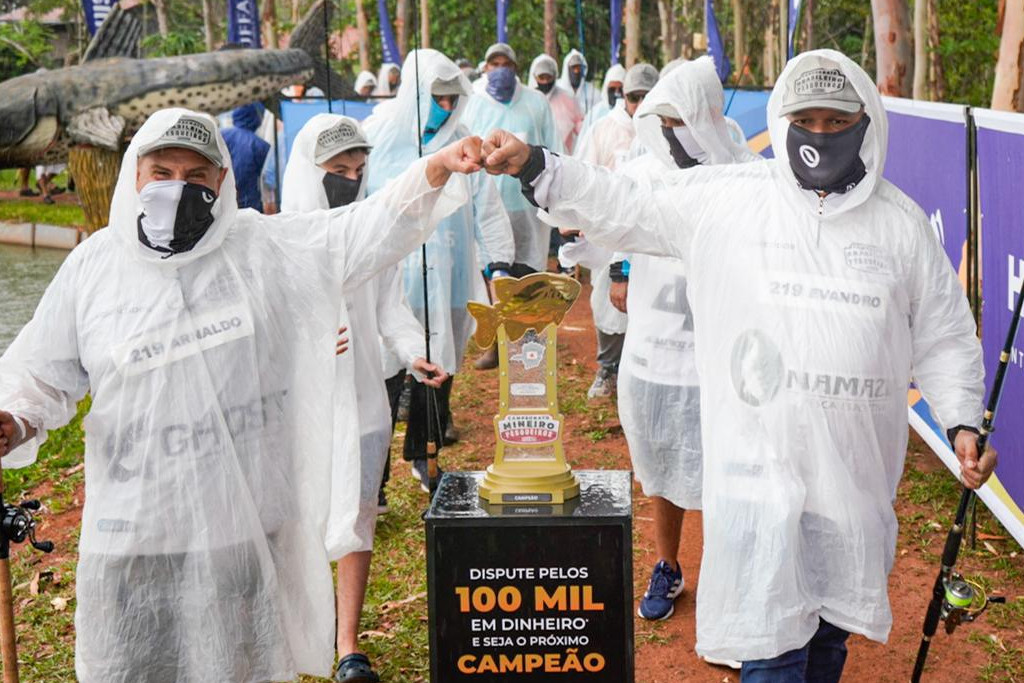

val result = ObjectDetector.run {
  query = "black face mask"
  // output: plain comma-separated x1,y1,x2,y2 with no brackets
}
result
786,114,871,194
661,126,700,169
569,68,583,90
537,80,555,94
322,172,362,208
137,181,217,257
607,87,622,108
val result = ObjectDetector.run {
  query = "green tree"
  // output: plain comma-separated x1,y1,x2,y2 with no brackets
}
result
0,19,54,81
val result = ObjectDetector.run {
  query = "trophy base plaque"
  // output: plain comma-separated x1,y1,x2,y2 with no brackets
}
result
425,470,634,682
478,463,580,505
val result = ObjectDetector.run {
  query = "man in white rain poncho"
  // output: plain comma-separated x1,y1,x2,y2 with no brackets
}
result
528,54,584,154
355,71,378,97
612,61,757,660
480,49,996,680
558,48,601,119
0,108,482,682
281,114,448,682
363,50,514,491
462,42,562,274
373,63,401,96
577,63,626,144
560,62,660,400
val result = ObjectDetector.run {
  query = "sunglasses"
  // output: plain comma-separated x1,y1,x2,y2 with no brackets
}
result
626,92,647,104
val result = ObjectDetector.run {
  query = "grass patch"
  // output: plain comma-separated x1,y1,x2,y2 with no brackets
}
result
0,201,85,228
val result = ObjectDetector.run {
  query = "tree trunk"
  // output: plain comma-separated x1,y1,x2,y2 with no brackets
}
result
355,0,371,72
871,0,913,96
992,0,1024,111
625,0,641,67
545,0,558,59
731,0,744,76
152,0,169,37
764,0,777,84
802,0,814,51
912,0,927,98
658,0,675,64
926,0,945,101
201,0,216,51
419,0,429,48
861,11,872,67
679,0,693,60
779,0,788,67
395,0,408,57
263,0,278,49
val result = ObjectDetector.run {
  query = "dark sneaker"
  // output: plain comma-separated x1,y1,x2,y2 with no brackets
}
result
474,344,499,370
410,458,443,494
376,487,389,515
334,652,380,683
587,367,617,399
638,560,684,620
443,417,459,445
42,196,55,205
18,188,39,197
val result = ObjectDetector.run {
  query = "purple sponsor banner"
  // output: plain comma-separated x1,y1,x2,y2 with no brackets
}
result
882,98,968,274
610,0,623,65
228,0,262,48
976,109,1024,538
496,0,508,43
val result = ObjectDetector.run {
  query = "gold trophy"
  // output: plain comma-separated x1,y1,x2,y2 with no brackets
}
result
468,273,582,504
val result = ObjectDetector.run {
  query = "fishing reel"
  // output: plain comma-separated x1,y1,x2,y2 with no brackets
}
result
1,499,54,554
939,573,1005,634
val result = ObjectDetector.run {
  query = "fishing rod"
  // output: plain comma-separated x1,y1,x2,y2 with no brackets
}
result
412,2,442,496
0,454,55,683
909,282,1022,681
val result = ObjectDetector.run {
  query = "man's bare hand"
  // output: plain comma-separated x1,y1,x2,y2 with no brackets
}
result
0,410,33,458
955,430,997,489
336,326,349,356
559,228,581,238
426,136,485,187
412,358,449,388
481,130,531,176
609,281,628,313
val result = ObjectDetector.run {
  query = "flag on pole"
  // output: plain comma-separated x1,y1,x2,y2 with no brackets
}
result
788,0,803,58
82,0,116,35
377,0,401,64
705,0,731,83
496,0,509,43
610,0,623,64
228,0,263,48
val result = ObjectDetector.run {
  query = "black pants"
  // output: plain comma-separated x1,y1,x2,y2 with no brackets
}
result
403,375,454,461
379,370,407,490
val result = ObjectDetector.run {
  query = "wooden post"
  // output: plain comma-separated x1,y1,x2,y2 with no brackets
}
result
396,0,408,58
419,0,430,49
355,0,371,72
0,457,19,683
992,0,1024,111
201,0,216,51
731,0,744,76
780,0,788,68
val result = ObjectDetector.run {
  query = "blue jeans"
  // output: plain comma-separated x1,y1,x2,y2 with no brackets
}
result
740,619,850,683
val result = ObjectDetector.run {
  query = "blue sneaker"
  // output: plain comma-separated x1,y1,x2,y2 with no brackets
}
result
638,560,684,620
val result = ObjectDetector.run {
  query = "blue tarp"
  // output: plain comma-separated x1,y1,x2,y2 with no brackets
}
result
723,88,772,156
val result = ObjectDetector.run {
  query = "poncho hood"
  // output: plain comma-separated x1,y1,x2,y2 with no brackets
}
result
282,113,369,212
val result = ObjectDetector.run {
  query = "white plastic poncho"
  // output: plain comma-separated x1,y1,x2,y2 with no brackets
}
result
557,100,636,337
528,54,584,154
615,57,760,510
530,50,985,661
281,114,424,555
0,108,464,681
557,49,601,118
462,69,562,272
373,62,401,96
578,63,627,142
354,70,378,94
364,50,514,373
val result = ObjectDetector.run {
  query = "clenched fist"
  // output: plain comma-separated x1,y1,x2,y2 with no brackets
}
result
481,130,532,176
426,136,486,187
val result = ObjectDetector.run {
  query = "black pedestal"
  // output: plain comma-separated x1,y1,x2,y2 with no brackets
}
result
424,470,633,682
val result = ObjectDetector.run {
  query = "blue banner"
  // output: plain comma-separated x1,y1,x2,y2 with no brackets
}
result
228,0,262,48
81,0,116,35
610,0,622,65
378,0,401,65
788,0,802,59
497,0,508,43
705,0,731,83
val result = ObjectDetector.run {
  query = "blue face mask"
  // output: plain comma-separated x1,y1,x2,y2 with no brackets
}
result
486,67,517,104
423,96,455,145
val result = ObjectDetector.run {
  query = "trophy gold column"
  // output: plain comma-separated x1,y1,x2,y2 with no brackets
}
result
467,273,582,504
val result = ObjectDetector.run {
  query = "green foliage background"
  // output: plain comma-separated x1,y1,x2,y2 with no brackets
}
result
0,0,1005,105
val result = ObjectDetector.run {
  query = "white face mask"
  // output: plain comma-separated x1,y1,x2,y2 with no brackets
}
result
138,179,217,255
672,126,710,164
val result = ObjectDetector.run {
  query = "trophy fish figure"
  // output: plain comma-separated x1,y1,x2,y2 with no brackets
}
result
467,273,583,504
